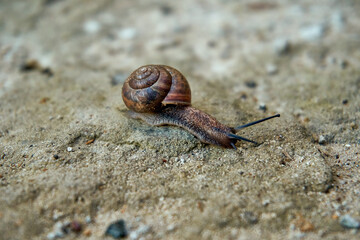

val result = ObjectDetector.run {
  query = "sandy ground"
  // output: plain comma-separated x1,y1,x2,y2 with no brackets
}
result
0,0,359,239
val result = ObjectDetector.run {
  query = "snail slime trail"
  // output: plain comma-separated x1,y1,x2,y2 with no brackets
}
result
122,65,280,149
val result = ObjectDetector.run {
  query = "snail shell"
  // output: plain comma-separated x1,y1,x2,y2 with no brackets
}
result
122,65,191,113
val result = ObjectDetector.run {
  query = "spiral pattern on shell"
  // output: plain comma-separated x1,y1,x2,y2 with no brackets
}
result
122,65,191,113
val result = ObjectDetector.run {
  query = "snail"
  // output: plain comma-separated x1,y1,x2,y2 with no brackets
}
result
122,65,280,149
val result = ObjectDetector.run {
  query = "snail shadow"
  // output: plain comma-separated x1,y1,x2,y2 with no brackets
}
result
117,108,200,155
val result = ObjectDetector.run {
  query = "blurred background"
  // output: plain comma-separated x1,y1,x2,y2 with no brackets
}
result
1,0,357,76
0,0,359,239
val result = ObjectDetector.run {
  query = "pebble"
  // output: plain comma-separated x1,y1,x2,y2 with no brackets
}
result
289,223,296,231
70,221,82,233
350,122,359,130
129,225,151,240
52,210,64,221
117,28,137,40
20,59,41,72
111,73,127,86
331,12,345,31
83,20,101,34
259,104,267,112
339,60,348,69
266,64,278,75
339,214,360,229
47,222,66,240
245,80,257,88
273,38,290,55
160,5,173,15
105,219,128,238
47,232,62,240
166,224,176,232
83,228,92,236
262,199,270,206
243,211,258,224
176,157,186,164
300,24,325,41
85,216,91,224
67,147,73,152
318,135,326,144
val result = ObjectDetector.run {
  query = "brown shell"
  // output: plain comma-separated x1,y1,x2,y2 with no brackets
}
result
122,65,191,113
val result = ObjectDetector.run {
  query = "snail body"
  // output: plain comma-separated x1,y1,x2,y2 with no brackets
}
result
122,65,279,149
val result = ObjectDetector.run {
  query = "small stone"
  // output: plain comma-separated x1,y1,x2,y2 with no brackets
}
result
160,5,173,15
331,12,345,31
83,228,91,236
273,38,290,55
294,214,314,232
117,28,137,40
245,80,257,88
52,210,64,221
47,232,56,240
105,219,128,238
67,147,73,152
166,224,176,232
300,24,325,41
130,225,151,240
243,211,258,224
339,60,348,69
53,154,59,159
289,223,296,231
300,221,314,232
326,56,337,65
42,67,54,77
129,231,139,240
350,122,358,130
47,222,66,239
179,158,186,164
262,199,270,206
83,20,101,34
302,117,310,123
70,221,82,233
266,64,278,75
259,104,267,112
20,59,41,72
60,221,71,234
39,97,50,104
43,0,62,5
85,216,91,224
318,135,326,144
339,214,360,229
111,73,127,86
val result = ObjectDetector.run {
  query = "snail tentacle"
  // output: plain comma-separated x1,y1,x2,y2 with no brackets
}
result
234,114,280,131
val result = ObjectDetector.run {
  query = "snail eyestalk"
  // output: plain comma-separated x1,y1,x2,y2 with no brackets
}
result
227,133,259,145
235,114,280,131
230,142,237,150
